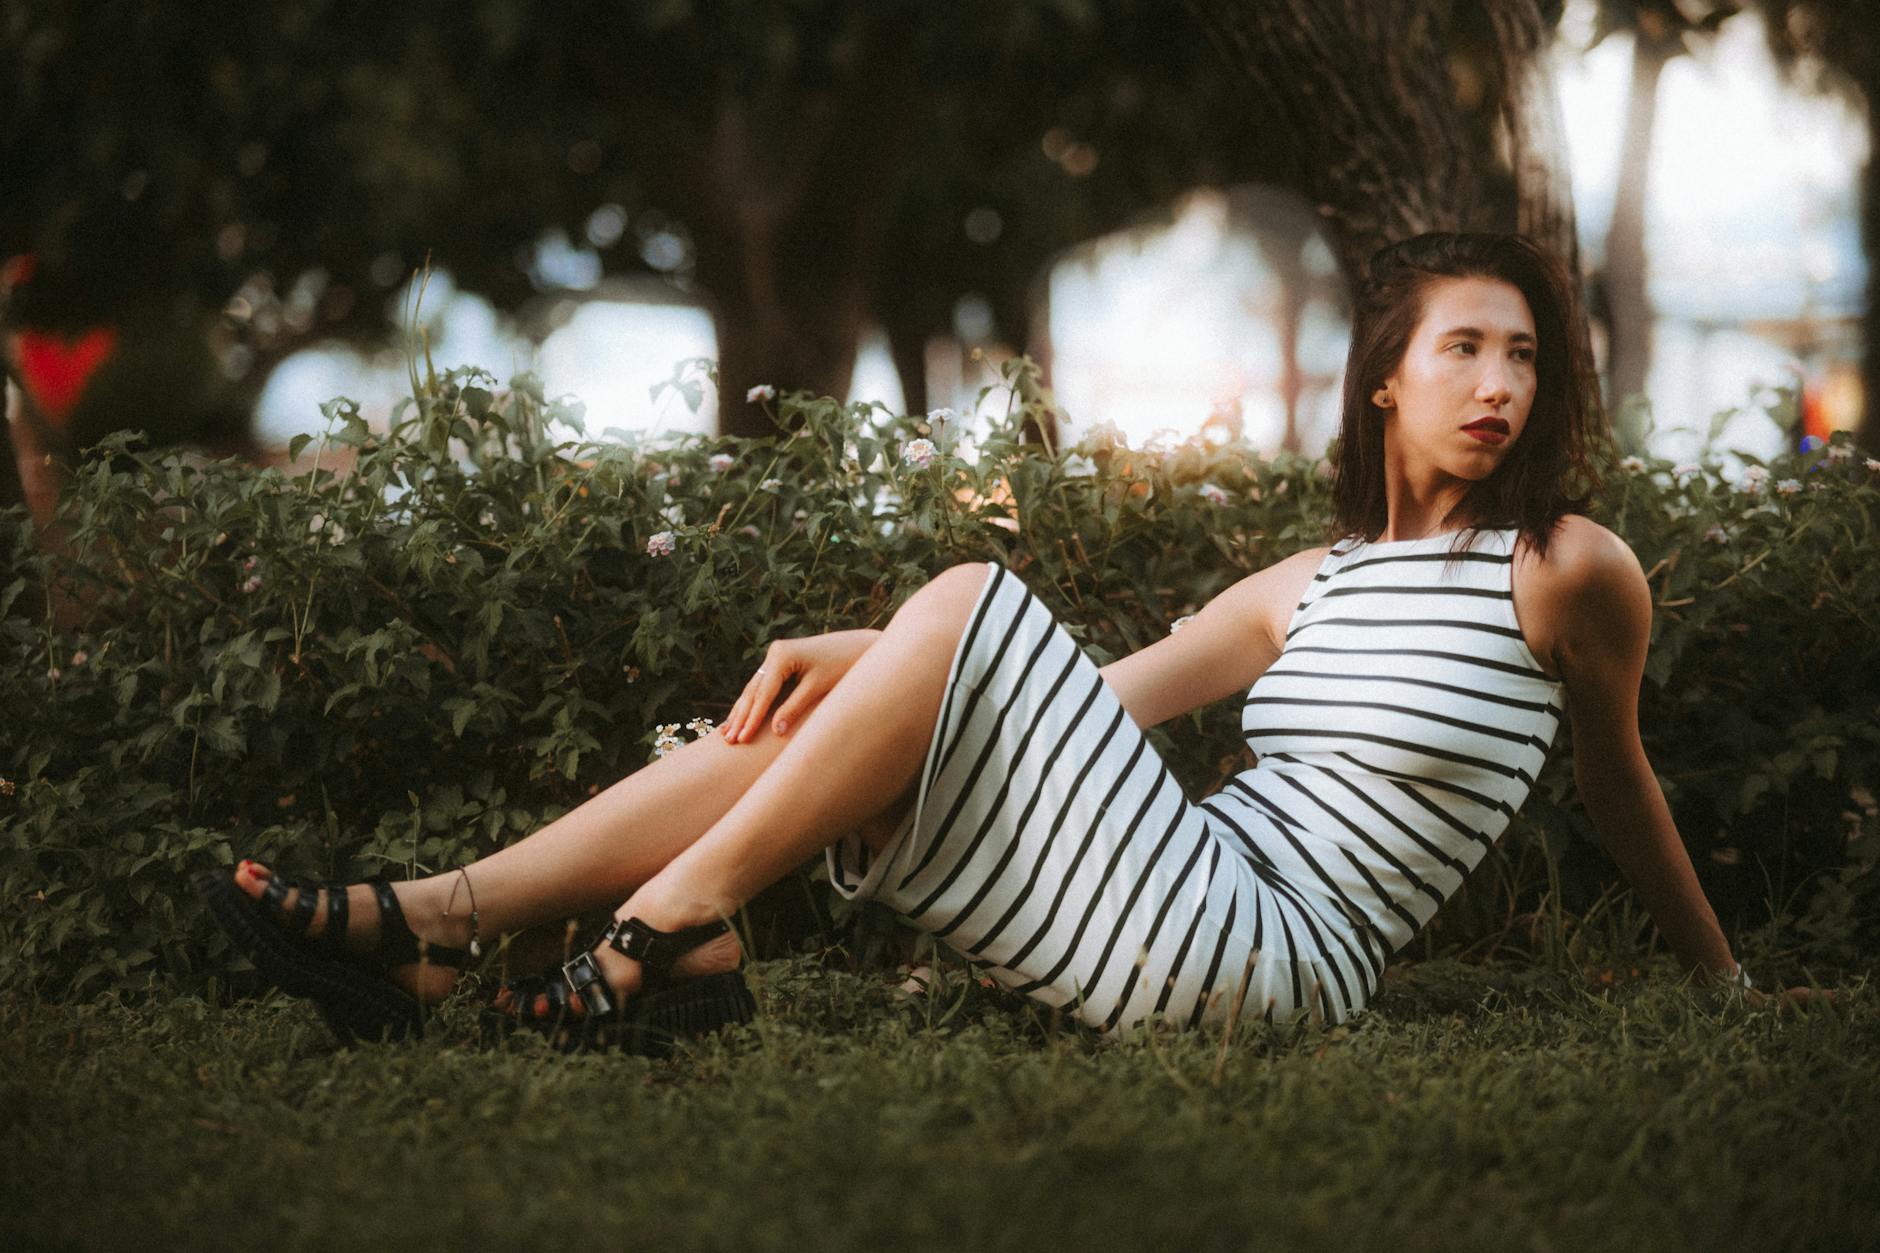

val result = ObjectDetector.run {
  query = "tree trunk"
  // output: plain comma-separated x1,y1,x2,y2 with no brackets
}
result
1606,31,1678,444
1180,0,1492,285
1484,0,1582,276
1860,64,1880,456
671,23,923,440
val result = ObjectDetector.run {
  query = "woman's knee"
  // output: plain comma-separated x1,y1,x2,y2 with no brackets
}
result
898,562,991,634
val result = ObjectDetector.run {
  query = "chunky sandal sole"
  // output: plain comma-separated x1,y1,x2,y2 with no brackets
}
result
480,970,757,1057
195,870,424,1045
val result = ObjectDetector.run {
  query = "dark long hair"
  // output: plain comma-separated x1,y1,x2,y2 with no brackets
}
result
1329,232,1605,558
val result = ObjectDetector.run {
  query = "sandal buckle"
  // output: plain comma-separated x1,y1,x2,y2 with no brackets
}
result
560,951,617,1017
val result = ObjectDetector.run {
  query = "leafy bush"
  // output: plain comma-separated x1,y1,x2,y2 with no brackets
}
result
1,360,1876,998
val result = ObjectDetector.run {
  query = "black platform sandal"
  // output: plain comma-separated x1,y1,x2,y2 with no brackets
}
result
196,867,473,1045
488,915,756,1056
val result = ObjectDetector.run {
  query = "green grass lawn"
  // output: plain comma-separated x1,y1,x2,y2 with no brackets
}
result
4,956,1875,1253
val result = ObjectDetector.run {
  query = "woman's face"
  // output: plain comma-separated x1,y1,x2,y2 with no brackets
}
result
1377,276,1538,483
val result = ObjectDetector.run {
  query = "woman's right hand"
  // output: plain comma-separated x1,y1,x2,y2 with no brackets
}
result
720,628,883,744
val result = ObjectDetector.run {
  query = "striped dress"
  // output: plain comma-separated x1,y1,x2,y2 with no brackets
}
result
825,526,1566,1031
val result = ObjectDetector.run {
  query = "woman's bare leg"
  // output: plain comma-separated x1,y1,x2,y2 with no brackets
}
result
550,561,994,1007
231,606,931,1000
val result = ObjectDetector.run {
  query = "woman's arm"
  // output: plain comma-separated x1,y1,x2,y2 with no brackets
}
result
1548,525,1740,981
1096,547,1327,731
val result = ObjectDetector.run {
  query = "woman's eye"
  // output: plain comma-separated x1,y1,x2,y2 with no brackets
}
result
1512,348,1535,362
1448,341,1475,355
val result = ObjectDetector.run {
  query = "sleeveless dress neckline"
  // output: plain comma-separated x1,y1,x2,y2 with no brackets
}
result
1337,525,1510,552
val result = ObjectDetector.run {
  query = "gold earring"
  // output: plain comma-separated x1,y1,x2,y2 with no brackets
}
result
1373,390,1392,408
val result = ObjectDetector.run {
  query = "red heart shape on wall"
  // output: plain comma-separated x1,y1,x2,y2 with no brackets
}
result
15,327,120,426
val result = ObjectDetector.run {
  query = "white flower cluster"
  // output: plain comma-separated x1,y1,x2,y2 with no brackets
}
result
239,555,263,594
1737,464,1771,494
1825,444,1854,463
308,514,347,545
903,438,938,469
708,452,735,472
646,530,676,558
1169,615,1195,634
1775,478,1804,496
1672,463,1702,481
1197,483,1230,506
760,478,783,493
747,384,776,404
652,717,718,759
1620,456,1647,474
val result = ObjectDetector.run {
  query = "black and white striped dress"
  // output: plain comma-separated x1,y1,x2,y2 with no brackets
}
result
825,527,1566,1031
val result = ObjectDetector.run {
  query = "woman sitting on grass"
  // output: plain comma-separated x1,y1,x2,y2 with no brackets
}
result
202,231,1818,1051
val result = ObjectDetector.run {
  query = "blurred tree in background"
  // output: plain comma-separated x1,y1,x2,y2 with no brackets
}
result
26,0,1840,514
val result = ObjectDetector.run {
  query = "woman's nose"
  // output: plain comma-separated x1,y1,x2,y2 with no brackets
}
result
1475,360,1512,404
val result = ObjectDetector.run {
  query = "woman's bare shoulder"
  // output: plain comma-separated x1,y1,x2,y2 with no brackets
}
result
1520,515,1642,594
1514,516,1651,678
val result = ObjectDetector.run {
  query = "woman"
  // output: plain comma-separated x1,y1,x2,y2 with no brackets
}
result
202,232,1803,1050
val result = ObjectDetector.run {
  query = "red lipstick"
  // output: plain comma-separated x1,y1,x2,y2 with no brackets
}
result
1463,416,1509,445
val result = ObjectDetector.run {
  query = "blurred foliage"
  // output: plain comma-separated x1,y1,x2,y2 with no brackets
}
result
4,367,1875,999
4,0,1580,446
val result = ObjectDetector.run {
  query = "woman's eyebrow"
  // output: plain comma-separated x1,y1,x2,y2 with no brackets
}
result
1436,325,1537,345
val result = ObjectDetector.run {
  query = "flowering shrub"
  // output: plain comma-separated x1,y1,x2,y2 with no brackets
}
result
0,358,1875,997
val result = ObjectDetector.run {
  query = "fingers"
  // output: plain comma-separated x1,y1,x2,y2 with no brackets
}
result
724,645,793,744
769,682,824,738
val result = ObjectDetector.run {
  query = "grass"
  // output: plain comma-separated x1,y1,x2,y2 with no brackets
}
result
3,954,1876,1253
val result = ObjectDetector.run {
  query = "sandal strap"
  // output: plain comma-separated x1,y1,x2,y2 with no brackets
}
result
323,881,350,956
368,879,473,971
601,916,730,981
561,951,618,1018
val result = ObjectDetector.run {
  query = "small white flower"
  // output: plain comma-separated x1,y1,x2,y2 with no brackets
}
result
240,575,264,594
927,407,959,426
685,717,717,738
708,453,735,472
759,478,783,493
1197,483,1230,506
46,667,61,683
903,437,938,469
1775,478,1803,496
242,556,257,572
792,509,807,520
622,665,640,682
1620,456,1647,474
1825,444,1854,463
1169,615,1195,634
746,384,776,404
1673,463,1701,480
1078,421,1127,454
70,651,88,666
214,531,228,546
327,524,346,545
651,721,685,758
1866,458,1880,473
1737,465,1770,493
308,513,326,534
645,530,677,558
478,510,496,528
1704,524,1729,543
